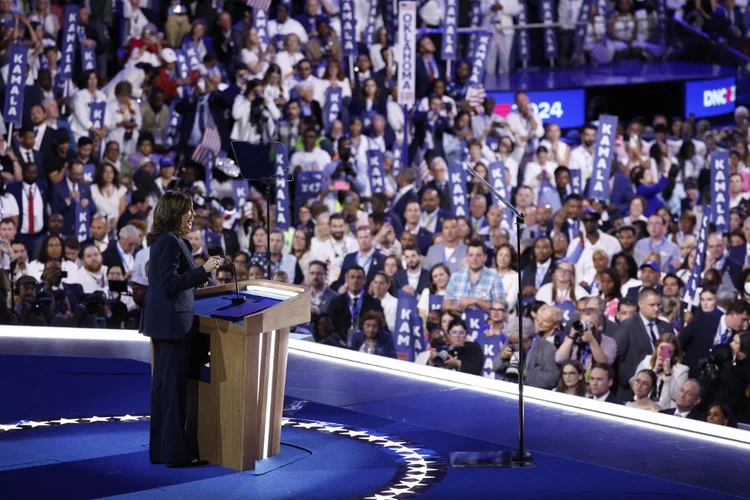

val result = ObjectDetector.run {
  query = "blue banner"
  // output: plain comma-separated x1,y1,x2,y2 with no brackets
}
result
395,290,422,361
597,0,610,17
464,308,495,378
367,149,386,194
682,207,710,305
323,86,342,132
81,44,96,72
656,0,667,46
467,32,491,89
82,164,96,183
384,0,397,45
341,0,357,57
89,101,106,138
428,294,444,312
573,0,591,53
164,101,180,148
710,151,730,232
231,179,249,208
60,6,78,82
516,3,530,64
570,168,582,195
254,8,269,48
3,44,27,127
467,1,482,60
448,162,468,217
364,0,378,46
441,0,458,61
175,49,189,79
183,41,200,71
486,135,500,154
74,200,90,241
275,147,290,230
294,171,323,214
556,300,576,326
586,114,618,201
541,0,557,60
685,76,737,120
488,160,508,199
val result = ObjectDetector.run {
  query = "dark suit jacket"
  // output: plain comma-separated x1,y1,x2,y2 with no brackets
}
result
39,283,85,312
36,126,55,159
406,227,434,256
708,5,746,46
392,268,431,296
335,250,384,290
326,292,384,342
604,392,625,405
520,260,556,291
679,313,723,379
411,112,453,160
415,57,445,100
609,171,634,218
101,243,138,273
391,188,419,226
50,181,94,236
349,94,388,122
614,315,674,397
176,91,233,152
659,407,706,421
348,330,397,358
7,180,47,235
625,284,663,302
15,147,45,177
139,233,210,340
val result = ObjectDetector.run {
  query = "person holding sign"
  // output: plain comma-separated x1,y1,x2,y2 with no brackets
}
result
70,71,109,142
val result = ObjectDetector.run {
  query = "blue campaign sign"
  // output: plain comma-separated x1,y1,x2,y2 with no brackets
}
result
340,0,357,57
466,1,482,60
364,0,378,45
231,179,249,208
323,86,343,132
60,6,78,81
516,3,530,64
89,101,106,133
164,101,180,148
682,207,710,305
570,169,582,195
367,149,386,194
573,0,591,53
294,171,323,214
541,0,557,60
685,76,736,119
463,308,495,378
488,89,586,129
467,32,491,89
274,144,290,230
82,164,96,184
3,44,27,127
587,114,618,201
441,0,458,61
80,44,96,72
428,294,444,312
182,41,200,70
175,49,189,79
710,151,730,232
253,8,269,47
74,201,90,241
447,162,468,217
395,291,422,361
555,300,576,326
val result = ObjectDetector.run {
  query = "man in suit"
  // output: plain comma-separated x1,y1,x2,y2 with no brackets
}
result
659,379,706,420
411,94,454,160
402,200,434,256
392,247,431,297
82,215,111,253
520,236,556,298
102,225,141,278
422,160,453,213
7,162,47,261
335,226,384,292
205,211,240,258
425,217,468,273
390,168,419,226
29,105,55,159
589,362,624,404
326,265,384,345
625,261,664,302
15,127,45,180
728,215,750,270
50,162,94,237
705,232,743,289
419,188,452,236
613,287,674,399
494,317,560,389
308,260,338,329
708,0,746,49
415,36,444,100
176,79,233,154
680,300,750,378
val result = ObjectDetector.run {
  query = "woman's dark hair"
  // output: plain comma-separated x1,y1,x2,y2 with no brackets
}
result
248,225,268,254
525,299,547,319
292,227,311,258
360,310,385,331
361,77,380,100
649,142,663,163
146,190,193,244
114,81,132,98
494,243,519,272
38,235,64,264
630,165,646,188
636,368,658,398
447,317,467,332
555,360,586,396
599,268,622,299
78,69,97,90
612,252,638,281
262,63,282,87
94,162,120,190
313,312,335,343
736,331,750,360
707,402,739,428
428,263,451,294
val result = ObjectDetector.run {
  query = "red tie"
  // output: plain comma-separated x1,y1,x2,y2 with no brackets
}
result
428,61,435,82
27,186,34,234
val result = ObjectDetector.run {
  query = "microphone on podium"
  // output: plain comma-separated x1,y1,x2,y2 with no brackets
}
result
213,247,245,305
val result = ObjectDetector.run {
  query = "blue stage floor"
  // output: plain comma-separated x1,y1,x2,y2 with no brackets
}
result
1,351,748,499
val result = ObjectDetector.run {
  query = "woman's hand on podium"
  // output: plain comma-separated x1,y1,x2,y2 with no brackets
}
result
203,256,223,274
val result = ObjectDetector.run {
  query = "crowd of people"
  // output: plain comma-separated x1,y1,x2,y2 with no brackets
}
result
0,0,747,432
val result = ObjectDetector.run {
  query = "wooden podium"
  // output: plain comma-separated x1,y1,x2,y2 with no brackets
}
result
192,279,310,471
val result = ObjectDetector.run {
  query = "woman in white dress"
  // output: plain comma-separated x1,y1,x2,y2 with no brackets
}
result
608,0,636,59
541,123,570,167
634,334,689,410
494,243,519,313
106,81,142,159
275,33,304,84
536,260,590,306
262,63,290,107
27,234,77,282
69,70,110,142
418,263,451,326
91,163,127,227
289,227,313,274
240,28,266,76
319,59,353,103
29,0,60,39
584,4,615,64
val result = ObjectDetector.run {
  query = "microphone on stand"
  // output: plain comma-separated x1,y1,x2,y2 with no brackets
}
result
214,247,245,305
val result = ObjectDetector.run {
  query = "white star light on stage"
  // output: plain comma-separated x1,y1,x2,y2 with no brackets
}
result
293,421,323,430
281,418,292,426
321,425,345,434
0,423,22,431
82,416,111,423
395,479,425,489
113,415,141,422
360,434,388,443
20,420,50,428
49,418,79,425
364,495,396,500
343,430,368,438
381,486,414,496
380,439,407,448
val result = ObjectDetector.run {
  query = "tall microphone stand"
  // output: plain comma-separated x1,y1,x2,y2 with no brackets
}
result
450,165,534,469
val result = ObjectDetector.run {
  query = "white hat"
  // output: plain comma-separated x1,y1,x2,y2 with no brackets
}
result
161,48,177,64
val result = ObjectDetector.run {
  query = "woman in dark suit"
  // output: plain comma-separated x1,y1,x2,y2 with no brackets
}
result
140,191,223,468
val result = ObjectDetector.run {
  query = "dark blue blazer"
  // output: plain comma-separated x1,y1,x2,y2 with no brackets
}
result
50,181,94,236
348,330,397,358
408,227,434,256
385,209,405,238
7,180,47,234
349,94,388,122
415,57,445,100
14,147,45,178
392,268,431,296
679,311,723,379
709,5,746,45
729,244,748,281
411,112,453,160
176,90,233,152
335,250,384,290
139,232,210,340
391,188,419,226
608,171,634,218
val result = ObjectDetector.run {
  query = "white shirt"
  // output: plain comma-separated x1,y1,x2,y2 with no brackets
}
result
290,148,333,172
267,18,309,45
116,242,135,273
567,232,623,282
91,185,127,223
69,265,109,294
18,146,35,165
557,0,584,30
523,160,559,199
32,123,47,151
499,270,519,312
310,235,357,285
406,268,422,290
69,89,110,140
20,183,44,235
713,315,732,346
536,282,590,305
568,145,594,181
506,111,544,155
377,292,398,332
0,192,19,219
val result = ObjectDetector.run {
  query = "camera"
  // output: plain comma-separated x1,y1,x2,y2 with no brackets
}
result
109,280,129,294
699,344,732,382
571,320,593,342
430,335,454,368
61,270,68,279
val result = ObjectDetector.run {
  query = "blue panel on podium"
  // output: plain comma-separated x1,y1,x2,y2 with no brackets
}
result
194,292,281,324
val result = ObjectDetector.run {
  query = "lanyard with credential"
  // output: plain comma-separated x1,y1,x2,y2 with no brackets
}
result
358,251,374,273
116,244,131,272
348,291,364,328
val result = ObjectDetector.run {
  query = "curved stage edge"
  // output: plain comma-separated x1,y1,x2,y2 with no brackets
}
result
1,326,749,499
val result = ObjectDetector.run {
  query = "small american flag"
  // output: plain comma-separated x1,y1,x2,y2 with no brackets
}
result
465,86,486,112
191,125,222,166
246,0,271,11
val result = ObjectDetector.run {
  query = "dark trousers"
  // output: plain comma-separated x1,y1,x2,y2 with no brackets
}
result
150,333,195,464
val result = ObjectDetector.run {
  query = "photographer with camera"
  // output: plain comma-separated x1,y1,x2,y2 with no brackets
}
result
41,260,84,319
427,318,483,375
555,308,616,374
230,78,280,144
494,316,559,388
319,136,367,206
